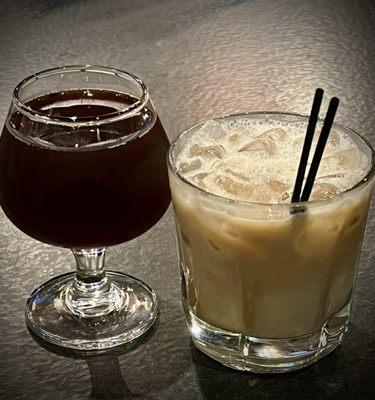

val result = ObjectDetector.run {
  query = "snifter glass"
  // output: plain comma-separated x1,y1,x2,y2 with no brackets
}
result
0,65,171,350
167,112,374,372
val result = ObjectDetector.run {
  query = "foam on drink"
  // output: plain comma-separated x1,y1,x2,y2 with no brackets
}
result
176,118,370,203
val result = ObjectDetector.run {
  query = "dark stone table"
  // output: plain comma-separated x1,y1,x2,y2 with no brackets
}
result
1,0,374,398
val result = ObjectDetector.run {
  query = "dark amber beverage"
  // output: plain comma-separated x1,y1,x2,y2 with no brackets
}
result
0,89,171,248
1,66,168,350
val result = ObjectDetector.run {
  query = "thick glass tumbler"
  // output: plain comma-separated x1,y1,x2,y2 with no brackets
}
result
167,113,374,372
0,65,171,350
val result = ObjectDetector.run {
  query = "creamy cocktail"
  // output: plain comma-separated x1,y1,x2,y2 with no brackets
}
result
168,113,374,372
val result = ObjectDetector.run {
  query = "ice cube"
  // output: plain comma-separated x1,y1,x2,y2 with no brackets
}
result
293,136,305,151
189,143,226,158
239,136,276,156
215,175,253,198
328,131,340,148
199,120,228,140
224,168,251,182
191,172,208,188
253,185,274,203
208,239,220,251
322,131,341,157
267,179,288,193
310,182,341,200
250,180,289,204
316,173,344,180
229,133,239,143
179,159,202,174
257,127,287,142
337,149,362,169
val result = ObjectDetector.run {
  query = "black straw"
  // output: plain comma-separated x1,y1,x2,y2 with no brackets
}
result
300,97,339,201
291,88,324,203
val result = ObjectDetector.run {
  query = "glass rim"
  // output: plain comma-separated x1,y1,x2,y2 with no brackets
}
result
167,111,375,209
12,64,149,128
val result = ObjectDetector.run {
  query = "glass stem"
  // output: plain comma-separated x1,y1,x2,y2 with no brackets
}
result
74,248,107,282
64,248,125,318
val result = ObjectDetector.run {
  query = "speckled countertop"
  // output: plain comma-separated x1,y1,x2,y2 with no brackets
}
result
0,0,374,399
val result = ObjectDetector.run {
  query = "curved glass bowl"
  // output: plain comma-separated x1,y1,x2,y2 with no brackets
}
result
0,65,171,350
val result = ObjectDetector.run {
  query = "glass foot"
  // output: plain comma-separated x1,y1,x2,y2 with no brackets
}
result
25,271,158,350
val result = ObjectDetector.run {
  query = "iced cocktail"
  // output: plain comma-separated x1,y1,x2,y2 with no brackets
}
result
167,112,374,372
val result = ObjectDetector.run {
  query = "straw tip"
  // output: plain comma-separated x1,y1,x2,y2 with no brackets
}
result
289,204,307,215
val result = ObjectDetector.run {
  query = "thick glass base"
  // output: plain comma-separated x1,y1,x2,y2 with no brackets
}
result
188,303,350,373
25,271,158,350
